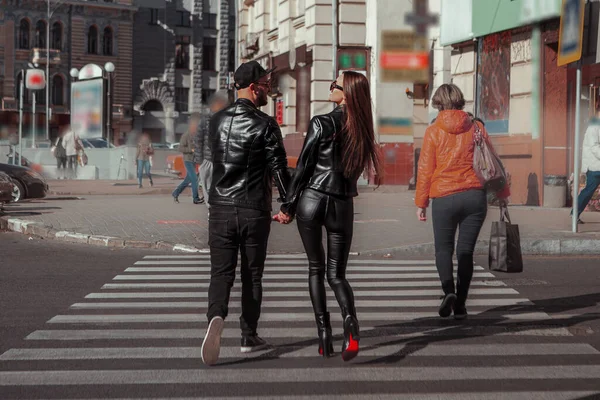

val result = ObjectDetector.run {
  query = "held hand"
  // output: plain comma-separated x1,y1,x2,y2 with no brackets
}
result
417,207,427,222
273,211,292,224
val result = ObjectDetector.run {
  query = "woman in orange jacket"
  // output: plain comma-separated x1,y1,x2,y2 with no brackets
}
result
415,84,509,320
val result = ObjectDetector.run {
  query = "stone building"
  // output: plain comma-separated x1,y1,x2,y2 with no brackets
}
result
0,0,136,142
132,0,236,144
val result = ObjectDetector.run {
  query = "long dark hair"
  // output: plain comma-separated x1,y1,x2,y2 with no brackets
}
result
340,71,383,181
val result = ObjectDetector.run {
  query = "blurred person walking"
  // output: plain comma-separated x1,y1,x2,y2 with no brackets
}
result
62,126,83,179
574,109,600,223
136,133,154,188
194,91,230,209
172,113,203,204
415,84,509,321
201,61,290,366
278,71,382,361
51,128,68,179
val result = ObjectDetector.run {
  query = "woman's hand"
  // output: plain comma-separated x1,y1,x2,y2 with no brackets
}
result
273,211,292,224
417,207,427,222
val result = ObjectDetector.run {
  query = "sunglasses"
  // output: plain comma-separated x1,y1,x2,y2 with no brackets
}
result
330,81,343,92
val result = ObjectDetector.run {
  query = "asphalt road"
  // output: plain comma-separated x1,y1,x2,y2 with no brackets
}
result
1,232,600,399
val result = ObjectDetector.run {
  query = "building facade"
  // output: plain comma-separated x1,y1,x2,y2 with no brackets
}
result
0,0,136,143
237,0,419,185
132,0,236,144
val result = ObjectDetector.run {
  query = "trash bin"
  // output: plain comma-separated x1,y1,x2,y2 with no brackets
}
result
543,175,567,208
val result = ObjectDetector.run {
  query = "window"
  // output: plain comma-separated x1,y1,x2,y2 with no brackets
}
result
35,20,46,48
175,35,190,69
52,75,64,105
176,10,191,27
18,19,30,49
103,27,113,55
203,13,217,29
202,37,217,71
202,89,216,105
175,88,189,112
228,39,235,72
149,8,159,25
88,26,98,54
52,22,62,50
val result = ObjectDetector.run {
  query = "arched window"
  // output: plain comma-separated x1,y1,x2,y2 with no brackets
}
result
52,75,64,106
35,20,46,48
18,19,30,49
103,27,113,56
52,22,62,50
87,26,98,54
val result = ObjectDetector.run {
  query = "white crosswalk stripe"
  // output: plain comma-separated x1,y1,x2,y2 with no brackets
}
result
1,254,599,399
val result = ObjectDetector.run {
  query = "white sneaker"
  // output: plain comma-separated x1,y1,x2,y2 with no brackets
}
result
201,316,224,366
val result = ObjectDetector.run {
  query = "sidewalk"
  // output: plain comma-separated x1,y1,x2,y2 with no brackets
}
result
2,183,600,255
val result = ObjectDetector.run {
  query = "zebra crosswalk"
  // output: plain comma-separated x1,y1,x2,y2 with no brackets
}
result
0,254,599,399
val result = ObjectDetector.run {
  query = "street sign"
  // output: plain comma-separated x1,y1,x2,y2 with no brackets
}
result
380,31,429,83
557,0,585,66
25,69,46,90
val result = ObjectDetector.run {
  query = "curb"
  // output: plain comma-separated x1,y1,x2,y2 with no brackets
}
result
4,215,600,256
361,238,600,257
1,216,208,253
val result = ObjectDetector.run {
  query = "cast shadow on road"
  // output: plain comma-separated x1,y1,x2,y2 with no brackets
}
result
215,291,600,369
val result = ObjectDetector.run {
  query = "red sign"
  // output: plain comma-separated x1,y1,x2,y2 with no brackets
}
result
380,52,429,70
276,99,284,125
26,69,46,90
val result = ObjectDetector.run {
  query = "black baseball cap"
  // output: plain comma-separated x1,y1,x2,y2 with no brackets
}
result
234,61,276,89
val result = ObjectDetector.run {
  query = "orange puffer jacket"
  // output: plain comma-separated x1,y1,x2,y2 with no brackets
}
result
415,110,490,208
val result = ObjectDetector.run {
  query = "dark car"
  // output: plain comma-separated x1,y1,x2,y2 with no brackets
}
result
0,163,48,202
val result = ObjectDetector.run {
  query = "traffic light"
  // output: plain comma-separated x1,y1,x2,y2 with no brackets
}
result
337,47,369,73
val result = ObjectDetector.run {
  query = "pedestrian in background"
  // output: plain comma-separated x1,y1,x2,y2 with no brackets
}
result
416,84,509,321
62,126,83,179
172,113,202,204
279,71,382,361
574,109,600,223
201,61,290,366
195,91,230,210
135,133,154,189
51,128,68,179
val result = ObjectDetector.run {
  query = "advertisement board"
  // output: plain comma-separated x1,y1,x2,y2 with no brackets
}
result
71,78,104,139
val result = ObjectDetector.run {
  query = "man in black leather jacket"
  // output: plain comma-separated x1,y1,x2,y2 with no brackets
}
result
201,61,291,366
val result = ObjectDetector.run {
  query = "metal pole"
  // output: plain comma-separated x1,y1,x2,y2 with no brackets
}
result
106,73,111,143
46,0,50,141
332,0,338,110
573,65,582,233
32,91,36,148
18,74,24,167
531,24,540,141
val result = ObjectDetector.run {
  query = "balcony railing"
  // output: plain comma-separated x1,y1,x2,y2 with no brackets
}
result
31,48,61,65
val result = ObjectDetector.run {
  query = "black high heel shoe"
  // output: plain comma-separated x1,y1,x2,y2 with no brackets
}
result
341,315,359,362
315,312,334,358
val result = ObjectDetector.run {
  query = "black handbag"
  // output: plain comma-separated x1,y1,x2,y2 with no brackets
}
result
489,205,523,273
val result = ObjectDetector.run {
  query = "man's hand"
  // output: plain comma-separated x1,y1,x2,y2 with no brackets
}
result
273,211,292,224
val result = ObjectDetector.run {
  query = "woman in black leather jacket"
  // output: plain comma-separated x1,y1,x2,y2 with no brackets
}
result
279,71,382,361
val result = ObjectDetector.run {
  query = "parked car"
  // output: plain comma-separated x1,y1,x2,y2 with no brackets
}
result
0,163,48,202
81,138,115,149
5,150,44,174
0,172,13,208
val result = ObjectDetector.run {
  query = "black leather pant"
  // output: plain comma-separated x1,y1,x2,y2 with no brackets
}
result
296,188,356,318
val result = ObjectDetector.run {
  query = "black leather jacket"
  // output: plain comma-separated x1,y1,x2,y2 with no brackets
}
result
209,98,290,212
283,106,358,216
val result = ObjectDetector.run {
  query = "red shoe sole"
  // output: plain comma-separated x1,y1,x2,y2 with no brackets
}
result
342,333,359,361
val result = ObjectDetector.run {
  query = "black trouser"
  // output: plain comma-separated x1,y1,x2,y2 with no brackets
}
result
207,205,271,337
296,189,356,319
431,189,487,305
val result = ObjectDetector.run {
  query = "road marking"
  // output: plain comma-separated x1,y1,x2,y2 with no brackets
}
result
3,366,600,385
126,266,486,272
85,288,519,299
135,260,443,265
69,299,532,309
3,343,595,361
112,272,496,280
47,312,551,324
101,280,507,289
